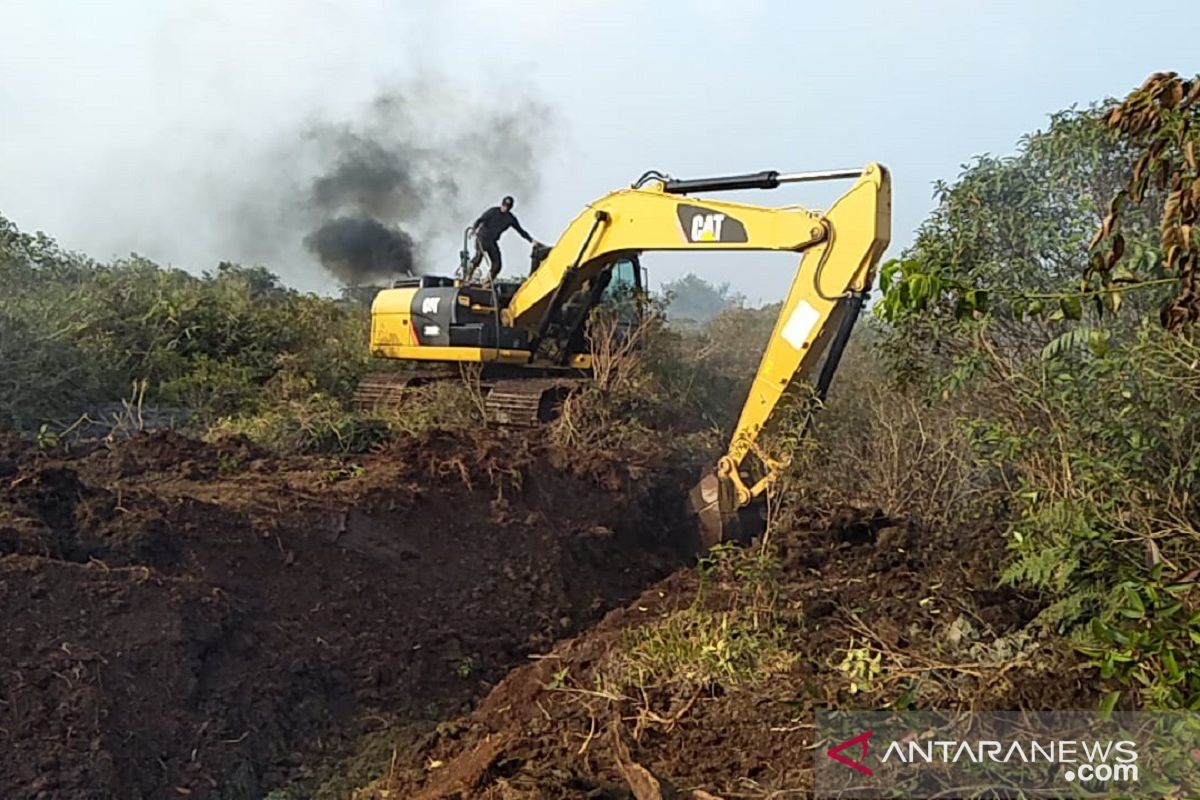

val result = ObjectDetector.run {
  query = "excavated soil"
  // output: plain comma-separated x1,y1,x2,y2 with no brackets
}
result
1,428,1100,800
0,429,693,799
369,510,1100,799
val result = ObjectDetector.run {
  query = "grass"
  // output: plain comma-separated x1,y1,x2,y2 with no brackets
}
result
612,605,797,692
600,542,799,695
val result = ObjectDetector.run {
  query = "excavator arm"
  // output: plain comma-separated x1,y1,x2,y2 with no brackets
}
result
688,165,891,545
506,163,890,546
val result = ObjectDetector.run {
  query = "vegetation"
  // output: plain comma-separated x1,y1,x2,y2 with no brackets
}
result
0,220,749,457
1093,73,1200,329
603,542,797,693
550,295,761,458
0,215,371,435
4,73,1199,721
861,75,1200,710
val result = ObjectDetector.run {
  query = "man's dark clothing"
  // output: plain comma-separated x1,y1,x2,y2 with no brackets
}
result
473,206,532,243
470,206,532,281
472,236,504,280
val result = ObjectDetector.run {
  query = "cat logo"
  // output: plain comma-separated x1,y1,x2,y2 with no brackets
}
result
420,297,441,315
676,203,748,243
691,213,726,242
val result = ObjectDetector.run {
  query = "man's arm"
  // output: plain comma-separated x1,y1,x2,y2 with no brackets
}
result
510,215,534,243
473,207,494,232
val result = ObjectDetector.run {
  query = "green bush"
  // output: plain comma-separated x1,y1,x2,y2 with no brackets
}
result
0,311,108,429
207,394,393,455
992,327,1200,707
0,214,371,429
604,542,797,692
763,317,1200,709
787,84,1200,711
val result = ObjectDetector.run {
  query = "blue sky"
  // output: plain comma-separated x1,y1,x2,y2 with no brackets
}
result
1,0,1196,300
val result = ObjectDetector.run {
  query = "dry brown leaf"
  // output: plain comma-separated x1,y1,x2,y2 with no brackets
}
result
1165,191,1182,222
1140,73,1166,92
1167,81,1185,109
1101,212,1115,239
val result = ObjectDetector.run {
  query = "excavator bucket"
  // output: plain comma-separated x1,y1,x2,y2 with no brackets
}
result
688,471,742,550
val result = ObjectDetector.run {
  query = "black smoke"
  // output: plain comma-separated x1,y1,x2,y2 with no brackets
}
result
300,132,429,281
303,217,416,283
294,88,550,286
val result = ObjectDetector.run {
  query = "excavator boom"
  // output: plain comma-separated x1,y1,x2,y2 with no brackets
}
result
497,165,890,544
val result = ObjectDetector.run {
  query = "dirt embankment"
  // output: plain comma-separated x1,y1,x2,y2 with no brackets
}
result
369,510,1098,799
0,429,693,799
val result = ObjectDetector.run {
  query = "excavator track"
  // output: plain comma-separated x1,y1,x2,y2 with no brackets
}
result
353,369,585,426
484,378,586,427
351,367,460,411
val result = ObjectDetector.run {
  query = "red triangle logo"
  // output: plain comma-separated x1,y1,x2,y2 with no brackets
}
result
827,730,874,776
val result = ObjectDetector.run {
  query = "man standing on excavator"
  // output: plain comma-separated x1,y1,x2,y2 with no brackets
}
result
469,195,541,283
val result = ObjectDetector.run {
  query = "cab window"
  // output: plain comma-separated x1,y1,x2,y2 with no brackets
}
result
602,257,641,301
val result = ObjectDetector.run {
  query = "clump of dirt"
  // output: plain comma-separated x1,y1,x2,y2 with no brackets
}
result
0,429,692,799
369,508,1100,799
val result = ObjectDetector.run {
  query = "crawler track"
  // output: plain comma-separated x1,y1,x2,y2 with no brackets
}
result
353,369,587,426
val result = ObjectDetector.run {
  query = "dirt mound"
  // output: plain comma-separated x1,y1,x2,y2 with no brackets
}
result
0,430,692,799
370,509,1100,799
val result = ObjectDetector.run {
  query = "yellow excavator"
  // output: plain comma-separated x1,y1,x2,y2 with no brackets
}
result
358,164,891,545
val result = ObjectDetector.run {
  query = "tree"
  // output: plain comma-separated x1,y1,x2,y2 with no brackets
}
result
874,105,1159,383
1091,72,1200,329
662,273,743,324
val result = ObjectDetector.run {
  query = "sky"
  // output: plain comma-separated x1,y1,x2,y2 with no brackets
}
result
1,0,1196,302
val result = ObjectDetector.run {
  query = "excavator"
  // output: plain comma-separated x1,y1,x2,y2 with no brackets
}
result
357,163,891,546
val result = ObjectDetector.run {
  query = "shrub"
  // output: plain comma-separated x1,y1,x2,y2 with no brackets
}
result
603,542,797,693
208,394,393,455
988,326,1200,706
0,215,371,429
